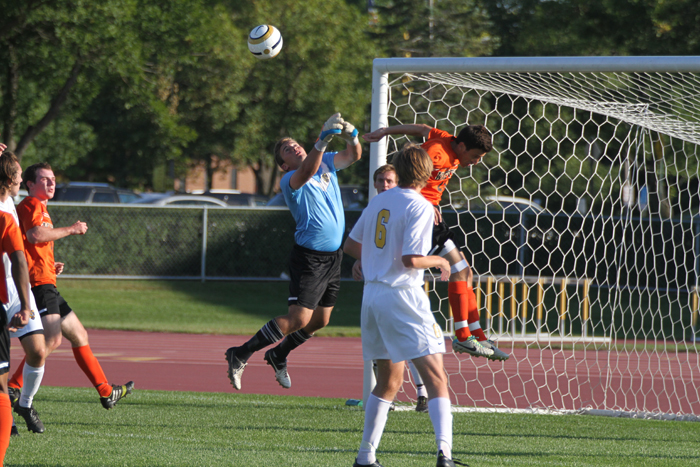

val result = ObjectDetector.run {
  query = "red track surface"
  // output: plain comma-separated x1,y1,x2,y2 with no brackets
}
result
10,329,700,416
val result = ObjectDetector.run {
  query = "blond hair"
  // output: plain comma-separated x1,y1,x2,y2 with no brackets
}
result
392,144,433,188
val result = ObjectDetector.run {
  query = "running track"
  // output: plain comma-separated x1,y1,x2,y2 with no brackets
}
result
10,329,700,415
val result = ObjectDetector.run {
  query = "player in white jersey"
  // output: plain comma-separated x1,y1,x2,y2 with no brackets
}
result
0,151,47,434
344,144,466,467
352,164,431,413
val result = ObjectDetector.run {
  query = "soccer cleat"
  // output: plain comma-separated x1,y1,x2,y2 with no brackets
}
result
263,349,291,389
353,459,384,467
479,339,511,361
451,336,494,358
10,424,19,437
437,450,469,467
415,395,429,413
225,347,247,390
14,403,45,433
100,381,134,409
389,401,396,411
8,386,21,406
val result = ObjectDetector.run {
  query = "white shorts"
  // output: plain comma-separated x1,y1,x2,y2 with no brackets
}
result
4,276,43,339
361,282,445,363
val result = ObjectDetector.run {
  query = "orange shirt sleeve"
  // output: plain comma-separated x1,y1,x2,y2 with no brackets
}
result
0,212,23,304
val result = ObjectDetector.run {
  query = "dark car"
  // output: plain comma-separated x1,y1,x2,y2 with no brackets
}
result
53,182,142,204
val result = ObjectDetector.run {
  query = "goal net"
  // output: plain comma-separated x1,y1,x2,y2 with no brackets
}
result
367,57,700,420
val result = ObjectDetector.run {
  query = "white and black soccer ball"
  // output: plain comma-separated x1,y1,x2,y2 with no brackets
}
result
248,25,283,60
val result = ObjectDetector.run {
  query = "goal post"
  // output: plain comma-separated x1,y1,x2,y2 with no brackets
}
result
364,56,700,420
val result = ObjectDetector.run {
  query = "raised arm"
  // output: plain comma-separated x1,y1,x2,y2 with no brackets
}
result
288,113,344,190
334,120,362,170
362,124,432,143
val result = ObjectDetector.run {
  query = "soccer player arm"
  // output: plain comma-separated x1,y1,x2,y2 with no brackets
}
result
25,221,87,244
343,237,362,261
362,124,432,143
8,251,31,331
334,121,362,170
402,254,450,281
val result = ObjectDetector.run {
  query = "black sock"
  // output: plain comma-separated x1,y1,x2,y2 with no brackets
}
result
235,319,284,361
271,329,313,360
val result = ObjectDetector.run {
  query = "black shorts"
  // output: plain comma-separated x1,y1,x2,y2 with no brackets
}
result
0,314,8,376
32,284,73,318
430,218,456,256
288,244,342,310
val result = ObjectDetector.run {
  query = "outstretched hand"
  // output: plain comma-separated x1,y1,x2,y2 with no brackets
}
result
315,113,344,152
362,127,386,143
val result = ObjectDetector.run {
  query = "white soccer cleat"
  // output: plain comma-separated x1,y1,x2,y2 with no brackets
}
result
452,336,494,358
264,349,291,389
479,339,511,361
225,347,247,390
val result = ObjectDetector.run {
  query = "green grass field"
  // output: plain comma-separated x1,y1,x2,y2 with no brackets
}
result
9,279,698,467
7,388,700,467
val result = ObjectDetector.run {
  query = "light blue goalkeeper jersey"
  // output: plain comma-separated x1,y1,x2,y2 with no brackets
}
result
281,152,344,252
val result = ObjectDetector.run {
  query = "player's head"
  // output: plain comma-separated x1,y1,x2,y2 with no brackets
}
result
274,137,307,172
373,164,397,194
454,124,492,167
393,144,433,189
24,162,55,201
0,150,21,198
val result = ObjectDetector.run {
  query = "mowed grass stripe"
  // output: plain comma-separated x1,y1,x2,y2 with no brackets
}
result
6,387,700,467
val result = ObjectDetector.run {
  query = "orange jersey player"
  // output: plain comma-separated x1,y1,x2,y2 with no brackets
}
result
363,123,510,361
12,163,134,413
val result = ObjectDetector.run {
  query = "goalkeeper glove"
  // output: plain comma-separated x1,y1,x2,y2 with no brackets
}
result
314,113,344,152
340,121,359,146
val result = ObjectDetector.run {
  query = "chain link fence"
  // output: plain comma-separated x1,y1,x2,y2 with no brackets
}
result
51,204,362,280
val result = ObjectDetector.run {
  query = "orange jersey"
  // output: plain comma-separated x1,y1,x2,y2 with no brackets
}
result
420,128,460,205
0,211,25,304
17,196,55,287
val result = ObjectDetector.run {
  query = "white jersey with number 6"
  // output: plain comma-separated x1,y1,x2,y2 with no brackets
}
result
349,187,434,288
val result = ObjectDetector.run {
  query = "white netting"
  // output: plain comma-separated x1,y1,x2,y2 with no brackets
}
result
370,58,700,419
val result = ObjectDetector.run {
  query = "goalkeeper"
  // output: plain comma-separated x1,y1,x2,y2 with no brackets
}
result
225,113,362,390
363,124,509,361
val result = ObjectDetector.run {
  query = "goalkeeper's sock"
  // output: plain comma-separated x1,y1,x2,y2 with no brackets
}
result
272,328,312,360
357,394,392,465
9,356,25,389
428,397,453,459
448,281,473,341
416,384,428,399
236,319,284,362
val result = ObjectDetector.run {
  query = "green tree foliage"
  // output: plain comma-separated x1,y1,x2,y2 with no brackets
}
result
229,0,379,194
369,0,495,58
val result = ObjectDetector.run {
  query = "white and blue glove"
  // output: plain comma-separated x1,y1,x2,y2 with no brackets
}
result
340,121,359,146
314,113,344,152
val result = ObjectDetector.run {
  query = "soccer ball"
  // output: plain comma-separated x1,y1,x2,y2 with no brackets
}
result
248,25,283,60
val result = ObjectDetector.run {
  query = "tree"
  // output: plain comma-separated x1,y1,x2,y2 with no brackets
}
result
369,0,496,58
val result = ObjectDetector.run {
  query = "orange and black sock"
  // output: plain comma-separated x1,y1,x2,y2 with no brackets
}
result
72,345,112,397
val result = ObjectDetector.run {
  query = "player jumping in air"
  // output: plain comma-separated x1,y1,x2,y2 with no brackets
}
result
225,113,362,390
363,124,510,361
344,144,466,467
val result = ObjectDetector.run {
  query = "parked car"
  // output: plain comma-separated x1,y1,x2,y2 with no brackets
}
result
133,194,228,207
267,185,366,209
201,190,269,206
52,182,142,204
